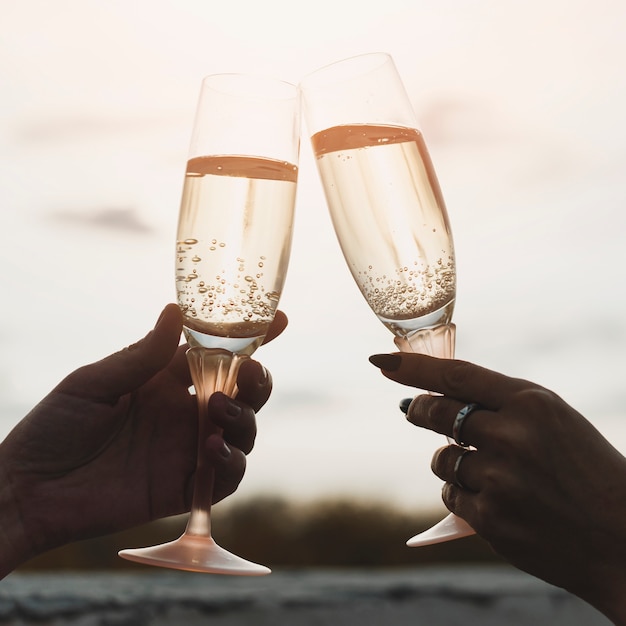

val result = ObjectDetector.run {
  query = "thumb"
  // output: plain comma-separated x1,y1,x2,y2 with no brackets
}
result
56,304,183,402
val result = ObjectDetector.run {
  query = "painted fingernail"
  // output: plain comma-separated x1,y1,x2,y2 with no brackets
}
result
258,365,269,386
399,398,412,414
368,354,402,371
220,441,231,459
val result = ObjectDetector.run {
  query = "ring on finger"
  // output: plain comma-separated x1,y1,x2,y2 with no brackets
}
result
452,402,481,447
453,448,474,490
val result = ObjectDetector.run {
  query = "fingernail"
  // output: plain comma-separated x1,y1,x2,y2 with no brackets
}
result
258,365,269,386
220,441,231,459
368,354,402,371
399,398,412,414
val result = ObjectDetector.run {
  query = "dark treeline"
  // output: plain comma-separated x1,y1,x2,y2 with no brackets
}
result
17,497,503,572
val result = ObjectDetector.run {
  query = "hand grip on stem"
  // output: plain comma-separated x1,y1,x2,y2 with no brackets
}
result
184,347,248,537
394,323,476,546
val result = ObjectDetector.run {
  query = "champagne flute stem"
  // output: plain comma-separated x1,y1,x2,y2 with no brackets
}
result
394,323,477,546
184,347,248,537
394,323,456,441
393,323,456,359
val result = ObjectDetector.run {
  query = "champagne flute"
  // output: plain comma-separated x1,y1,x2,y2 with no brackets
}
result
300,53,474,546
119,73,300,574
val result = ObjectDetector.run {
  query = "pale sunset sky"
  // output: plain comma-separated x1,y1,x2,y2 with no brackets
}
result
1,0,625,513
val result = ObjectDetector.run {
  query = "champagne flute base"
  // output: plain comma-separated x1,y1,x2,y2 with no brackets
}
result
118,535,271,575
406,513,474,547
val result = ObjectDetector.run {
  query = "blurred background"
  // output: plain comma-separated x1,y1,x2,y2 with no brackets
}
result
1,0,625,569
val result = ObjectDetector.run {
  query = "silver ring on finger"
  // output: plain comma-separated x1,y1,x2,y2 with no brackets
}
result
453,448,474,490
452,402,481,447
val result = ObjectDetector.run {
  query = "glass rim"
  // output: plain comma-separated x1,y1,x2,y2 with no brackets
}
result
299,52,393,90
200,72,297,100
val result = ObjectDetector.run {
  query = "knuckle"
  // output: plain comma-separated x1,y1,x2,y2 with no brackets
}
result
407,394,429,423
511,386,558,411
506,386,565,439
479,464,506,495
442,360,476,396
410,394,444,430
483,421,515,450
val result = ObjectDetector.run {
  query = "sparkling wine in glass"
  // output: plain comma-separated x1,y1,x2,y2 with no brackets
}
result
119,73,299,574
300,53,474,546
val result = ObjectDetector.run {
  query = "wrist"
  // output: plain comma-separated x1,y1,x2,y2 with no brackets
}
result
572,515,626,625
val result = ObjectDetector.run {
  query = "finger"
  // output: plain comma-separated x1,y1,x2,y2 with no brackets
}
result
208,392,257,454
165,344,193,389
441,482,476,525
369,352,530,410
56,304,183,401
432,445,480,492
262,310,288,345
235,359,273,413
205,435,247,504
407,394,494,448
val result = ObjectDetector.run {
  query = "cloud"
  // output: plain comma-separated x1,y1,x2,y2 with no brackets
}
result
48,207,153,233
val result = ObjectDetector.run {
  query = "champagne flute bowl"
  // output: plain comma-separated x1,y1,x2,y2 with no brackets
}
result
119,73,300,574
300,52,474,547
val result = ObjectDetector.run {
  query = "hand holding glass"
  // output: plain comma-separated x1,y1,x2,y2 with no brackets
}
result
119,74,299,574
300,53,474,546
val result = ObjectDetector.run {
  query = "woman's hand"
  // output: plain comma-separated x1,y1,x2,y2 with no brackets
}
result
370,352,626,624
0,305,287,577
